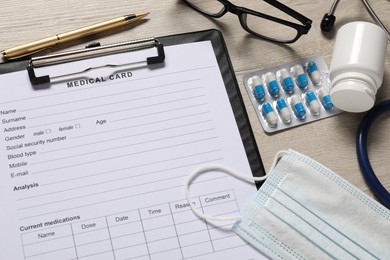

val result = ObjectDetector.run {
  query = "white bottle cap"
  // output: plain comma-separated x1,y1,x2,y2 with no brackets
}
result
330,72,376,113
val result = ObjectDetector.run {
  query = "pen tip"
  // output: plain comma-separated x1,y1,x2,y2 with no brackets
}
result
136,12,150,18
124,12,149,21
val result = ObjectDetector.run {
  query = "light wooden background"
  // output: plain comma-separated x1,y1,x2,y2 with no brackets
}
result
1,0,389,202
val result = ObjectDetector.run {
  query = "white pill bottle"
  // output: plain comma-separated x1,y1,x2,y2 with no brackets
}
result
329,21,388,112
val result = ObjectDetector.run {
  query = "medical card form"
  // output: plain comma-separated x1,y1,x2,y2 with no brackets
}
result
0,41,266,260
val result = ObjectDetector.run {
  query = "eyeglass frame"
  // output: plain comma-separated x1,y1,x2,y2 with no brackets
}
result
182,0,313,43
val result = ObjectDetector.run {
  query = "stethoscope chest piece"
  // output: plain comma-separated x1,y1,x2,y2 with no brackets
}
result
321,0,340,32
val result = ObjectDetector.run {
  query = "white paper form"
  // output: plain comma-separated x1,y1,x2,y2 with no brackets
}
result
0,41,267,260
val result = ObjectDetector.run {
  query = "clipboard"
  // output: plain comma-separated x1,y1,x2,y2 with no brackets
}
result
0,29,265,183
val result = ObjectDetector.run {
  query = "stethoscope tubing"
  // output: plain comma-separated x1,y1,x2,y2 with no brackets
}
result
356,99,390,209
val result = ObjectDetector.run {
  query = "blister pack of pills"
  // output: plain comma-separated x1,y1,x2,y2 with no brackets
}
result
243,56,342,133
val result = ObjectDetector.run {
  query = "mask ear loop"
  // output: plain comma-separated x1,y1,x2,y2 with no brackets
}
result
184,150,288,222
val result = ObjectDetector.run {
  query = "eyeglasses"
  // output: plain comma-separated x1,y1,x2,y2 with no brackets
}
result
182,0,312,44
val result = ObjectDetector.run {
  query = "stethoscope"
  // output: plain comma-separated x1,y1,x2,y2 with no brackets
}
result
357,100,390,209
322,0,390,209
321,0,390,39
320,0,340,32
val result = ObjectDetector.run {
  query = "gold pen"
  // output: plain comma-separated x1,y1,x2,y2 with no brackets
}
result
2,12,149,60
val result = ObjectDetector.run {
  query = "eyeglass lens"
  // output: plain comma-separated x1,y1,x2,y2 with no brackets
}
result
185,0,300,42
244,14,298,41
185,0,226,16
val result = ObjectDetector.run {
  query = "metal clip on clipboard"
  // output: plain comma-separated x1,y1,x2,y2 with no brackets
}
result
27,37,165,85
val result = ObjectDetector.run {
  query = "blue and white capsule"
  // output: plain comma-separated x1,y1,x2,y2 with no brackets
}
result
290,95,306,119
293,64,308,89
305,91,321,115
306,61,321,85
318,87,334,110
251,76,266,102
279,68,294,94
276,98,292,124
261,102,278,127
265,72,280,98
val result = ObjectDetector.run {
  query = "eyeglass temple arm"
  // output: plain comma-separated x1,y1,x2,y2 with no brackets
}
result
362,0,390,40
263,0,312,26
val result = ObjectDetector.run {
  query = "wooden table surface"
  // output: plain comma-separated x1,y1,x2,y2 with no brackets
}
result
1,0,389,203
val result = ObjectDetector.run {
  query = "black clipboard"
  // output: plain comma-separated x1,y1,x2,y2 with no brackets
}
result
0,29,265,184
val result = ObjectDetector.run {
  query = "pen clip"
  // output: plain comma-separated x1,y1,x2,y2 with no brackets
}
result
27,38,165,85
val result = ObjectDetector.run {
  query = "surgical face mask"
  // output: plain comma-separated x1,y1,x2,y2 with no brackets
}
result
184,149,390,259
